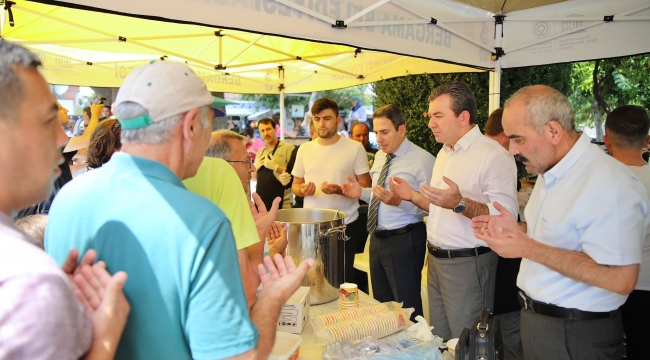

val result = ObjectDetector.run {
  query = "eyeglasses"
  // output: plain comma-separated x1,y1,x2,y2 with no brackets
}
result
227,158,253,167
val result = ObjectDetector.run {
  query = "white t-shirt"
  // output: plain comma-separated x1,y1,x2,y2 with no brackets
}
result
628,164,650,291
292,136,370,223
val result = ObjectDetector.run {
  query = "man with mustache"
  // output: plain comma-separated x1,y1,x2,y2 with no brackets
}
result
473,85,648,359
391,82,518,340
254,117,295,210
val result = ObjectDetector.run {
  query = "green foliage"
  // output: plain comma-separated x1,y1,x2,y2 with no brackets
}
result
240,84,373,113
569,55,650,129
373,72,489,156
373,64,572,180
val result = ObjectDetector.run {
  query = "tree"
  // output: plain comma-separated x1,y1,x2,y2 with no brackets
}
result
372,63,573,156
569,54,650,140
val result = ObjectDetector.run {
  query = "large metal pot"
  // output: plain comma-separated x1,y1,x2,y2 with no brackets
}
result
275,208,348,305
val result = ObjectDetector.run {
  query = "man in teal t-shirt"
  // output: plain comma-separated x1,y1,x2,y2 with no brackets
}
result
46,61,312,360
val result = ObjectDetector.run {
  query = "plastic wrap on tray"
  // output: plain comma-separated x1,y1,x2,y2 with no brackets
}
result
315,308,413,345
312,301,403,329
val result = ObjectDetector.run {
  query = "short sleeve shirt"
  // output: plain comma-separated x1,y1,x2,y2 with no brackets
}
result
519,134,649,311
45,153,258,360
292,136,370,224
183,157,259,250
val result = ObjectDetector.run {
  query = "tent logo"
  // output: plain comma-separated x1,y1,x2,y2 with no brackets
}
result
533,22,550,38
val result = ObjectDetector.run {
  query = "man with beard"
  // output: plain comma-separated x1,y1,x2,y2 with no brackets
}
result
254,118,294,210
291,98,372,283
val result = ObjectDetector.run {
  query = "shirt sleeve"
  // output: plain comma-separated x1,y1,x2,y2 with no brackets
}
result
575,174,648,266
185,221,259,359
354,143,371,175
0,274,92,360
482,151,518,218
291,145,305,178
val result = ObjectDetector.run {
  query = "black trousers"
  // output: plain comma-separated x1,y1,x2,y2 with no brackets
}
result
622,289,650,360
369,225,426,321
521,308,624,360
342,217,366,284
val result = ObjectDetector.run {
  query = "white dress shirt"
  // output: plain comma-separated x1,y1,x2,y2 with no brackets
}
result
519,134,649,311
361,138,435,230
427,125,518,249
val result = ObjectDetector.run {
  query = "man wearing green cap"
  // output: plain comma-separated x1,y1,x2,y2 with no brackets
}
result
46,61,313,360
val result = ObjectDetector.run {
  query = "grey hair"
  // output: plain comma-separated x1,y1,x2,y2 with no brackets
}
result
0,41,42,122
206,130,244,159
504,86,575,134
116,102,211,144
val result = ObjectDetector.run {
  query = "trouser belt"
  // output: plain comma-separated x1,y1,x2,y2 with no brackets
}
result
374,221,424,238
518,291,619,320
426,242,492,258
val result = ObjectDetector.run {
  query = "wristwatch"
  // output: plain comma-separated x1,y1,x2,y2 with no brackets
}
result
453,196,466,213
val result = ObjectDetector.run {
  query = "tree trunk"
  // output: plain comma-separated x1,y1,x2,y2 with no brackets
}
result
592,99,603,141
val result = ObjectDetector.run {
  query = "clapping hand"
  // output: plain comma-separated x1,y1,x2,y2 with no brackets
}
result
268,223,288,258
371,185,401,206
250,192,281,241
341,175,362,199
256,254,314,305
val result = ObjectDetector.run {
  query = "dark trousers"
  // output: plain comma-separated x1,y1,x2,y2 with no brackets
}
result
622,289,650,360
520,308,624,360
343,217,366,284
369,224,426,321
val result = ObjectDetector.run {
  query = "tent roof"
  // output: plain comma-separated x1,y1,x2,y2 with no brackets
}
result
1,0,483,93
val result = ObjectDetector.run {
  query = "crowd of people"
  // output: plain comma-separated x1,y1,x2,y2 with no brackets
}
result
1,38,649,360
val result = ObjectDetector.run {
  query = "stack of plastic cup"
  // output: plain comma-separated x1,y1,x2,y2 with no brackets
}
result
339,283,359,310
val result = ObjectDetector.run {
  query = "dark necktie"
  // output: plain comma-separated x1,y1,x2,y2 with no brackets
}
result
367,153,396,235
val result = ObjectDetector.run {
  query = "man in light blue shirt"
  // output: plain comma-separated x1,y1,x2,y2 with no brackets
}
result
343,104,435,320
474,85,648,359
46,61,312,360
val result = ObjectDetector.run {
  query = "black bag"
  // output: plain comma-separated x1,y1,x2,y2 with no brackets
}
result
455,308,503,360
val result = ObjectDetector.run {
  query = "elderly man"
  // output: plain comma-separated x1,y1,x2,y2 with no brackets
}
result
473,85,648,359
343,104,435,320
392,82,518,340
292,98,372,283
254,118,295,210
0,40,129,360
45,61,312,360
604,105,650,360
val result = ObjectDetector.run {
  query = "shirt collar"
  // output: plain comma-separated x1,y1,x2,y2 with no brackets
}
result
445,125,481,153
543,133,591,184
392,138,411,158
106,153,185,189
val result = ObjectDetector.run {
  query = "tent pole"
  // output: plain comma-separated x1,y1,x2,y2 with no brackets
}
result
279,66,285,141
489,20,503,113
0,1,5,35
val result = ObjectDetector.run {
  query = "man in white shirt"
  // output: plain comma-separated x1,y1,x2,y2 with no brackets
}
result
604,105,650,360
474,85,648,359
343,104,435,320
292,98,372,283
392,82,518,340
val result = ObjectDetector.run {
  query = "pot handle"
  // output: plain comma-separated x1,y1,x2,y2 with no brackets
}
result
319,225,350,241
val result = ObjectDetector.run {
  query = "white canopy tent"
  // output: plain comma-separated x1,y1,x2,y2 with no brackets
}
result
2,0,649,133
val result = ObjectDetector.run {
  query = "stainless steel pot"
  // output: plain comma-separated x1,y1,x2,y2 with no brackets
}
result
275,208,348,305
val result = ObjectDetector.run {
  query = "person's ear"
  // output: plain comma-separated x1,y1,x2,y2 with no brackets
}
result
398,124,406,136
603,134,612,149
546,120,564,145
181,108,201,145
644,135,650,148
337,115,342,125
459,110,471,127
